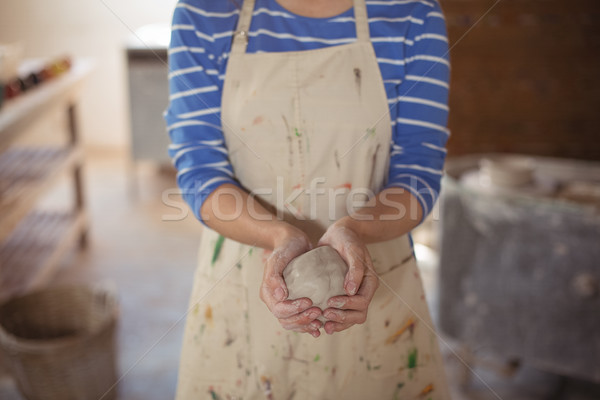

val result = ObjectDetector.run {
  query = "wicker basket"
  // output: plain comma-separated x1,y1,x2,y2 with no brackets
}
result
0,285,119,400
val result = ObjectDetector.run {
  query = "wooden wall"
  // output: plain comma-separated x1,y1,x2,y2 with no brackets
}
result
441,0,600,161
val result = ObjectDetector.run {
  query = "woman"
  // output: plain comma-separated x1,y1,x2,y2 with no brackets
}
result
166,0,451,398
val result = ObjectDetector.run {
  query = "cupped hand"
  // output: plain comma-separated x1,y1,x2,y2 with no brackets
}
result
317,221,379,334
259,224,324,338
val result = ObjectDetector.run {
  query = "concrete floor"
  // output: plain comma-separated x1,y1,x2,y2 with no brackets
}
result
1,151,599,399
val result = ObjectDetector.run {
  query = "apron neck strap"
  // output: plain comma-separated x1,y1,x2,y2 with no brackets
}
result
231,0,370,54
231,0,256,54
353,0,371,43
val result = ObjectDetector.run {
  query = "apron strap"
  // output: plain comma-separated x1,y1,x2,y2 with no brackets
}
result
353,0,371,42
231,0,256,55
232,0,370,54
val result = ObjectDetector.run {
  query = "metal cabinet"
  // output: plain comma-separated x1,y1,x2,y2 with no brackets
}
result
439,154,600,383
126,47,170,164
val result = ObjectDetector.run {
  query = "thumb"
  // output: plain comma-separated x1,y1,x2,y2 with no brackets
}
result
344,247,367,296
266,250,290,301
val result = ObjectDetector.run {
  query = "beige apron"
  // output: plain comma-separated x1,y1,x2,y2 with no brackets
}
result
176,0,450,398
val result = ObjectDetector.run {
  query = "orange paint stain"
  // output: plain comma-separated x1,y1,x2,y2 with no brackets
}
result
205,305,214,325
420,383,434,395
335,182,352,190
385,317,415,345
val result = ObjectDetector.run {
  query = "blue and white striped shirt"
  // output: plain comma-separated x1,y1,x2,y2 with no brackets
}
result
165,0,450,222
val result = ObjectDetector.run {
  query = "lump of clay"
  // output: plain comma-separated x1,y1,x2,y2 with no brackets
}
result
283,246,348,321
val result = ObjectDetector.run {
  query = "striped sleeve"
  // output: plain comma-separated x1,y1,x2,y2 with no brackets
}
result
165,2,240,223
385,1,450,222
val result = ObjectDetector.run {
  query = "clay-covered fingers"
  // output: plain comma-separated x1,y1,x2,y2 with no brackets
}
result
321,269,379,334
270,298,313,319
279,308,323,334
343,245,375,296
262,254,291,303
322,309,366,325
326,271,379,311
323,320,353,335
277,306,323,338
317,224,373,296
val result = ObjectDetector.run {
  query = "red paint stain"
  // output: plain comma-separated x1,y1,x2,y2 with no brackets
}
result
335,182,352,190
292,183,302,190
252,116,264,125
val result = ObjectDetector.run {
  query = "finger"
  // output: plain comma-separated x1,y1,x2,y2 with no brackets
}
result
280,317,323,332
326,274,378,311
265,259,290,301
278,307,322,327
356,270,379,300
322,309,366,325
344,247,372,296
270,298,313,319
326,295,366,311
324,320,353,335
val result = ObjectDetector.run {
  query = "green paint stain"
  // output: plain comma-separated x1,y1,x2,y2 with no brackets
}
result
324,366,329,372
393,382,405,400
211,235,225,265
367,361,371,371
367,127,376,137
199,324,206,336
249,247,254,256
373,365,381,370
236,262,242,270
314,354,320,362
294,127,301,137
209,389,221,400
408,348,418,369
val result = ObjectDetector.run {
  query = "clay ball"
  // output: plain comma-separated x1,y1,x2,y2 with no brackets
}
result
283,246,348,321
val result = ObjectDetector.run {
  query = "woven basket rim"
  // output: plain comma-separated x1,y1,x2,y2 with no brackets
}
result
0,285,119,351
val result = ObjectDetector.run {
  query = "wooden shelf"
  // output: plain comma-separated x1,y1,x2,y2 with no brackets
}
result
0,60,93,153
0,211,87,302
0,59,91,303
0,146,83,242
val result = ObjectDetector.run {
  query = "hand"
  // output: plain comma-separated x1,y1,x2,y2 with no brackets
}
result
259,224,324,338
317,220,379,334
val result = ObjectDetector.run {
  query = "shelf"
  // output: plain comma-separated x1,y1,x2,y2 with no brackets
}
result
0,211,87,302
0,60,93,153
0,146,82,242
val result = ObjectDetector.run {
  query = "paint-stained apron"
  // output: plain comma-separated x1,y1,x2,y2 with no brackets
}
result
175,0,450,398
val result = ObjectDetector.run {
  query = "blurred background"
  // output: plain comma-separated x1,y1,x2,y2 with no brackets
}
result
0,0,599,399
